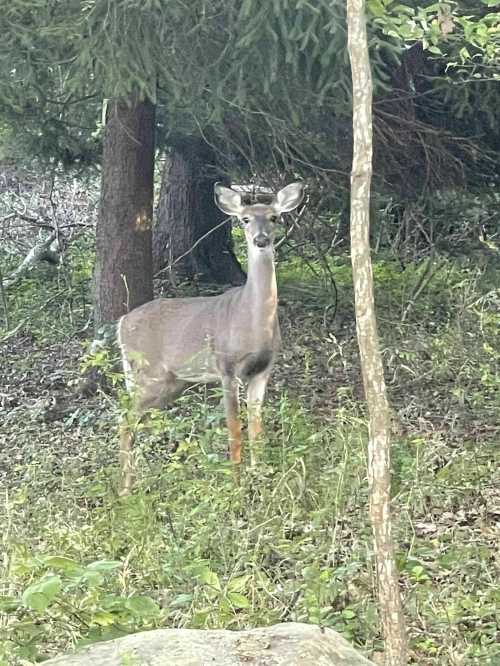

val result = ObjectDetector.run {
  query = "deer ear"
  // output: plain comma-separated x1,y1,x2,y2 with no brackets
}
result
214,183,243,216
275,182,305,213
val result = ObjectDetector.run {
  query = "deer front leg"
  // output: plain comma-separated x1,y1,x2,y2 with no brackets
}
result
119,417,135,495
247,371,270,467
222,375,242,474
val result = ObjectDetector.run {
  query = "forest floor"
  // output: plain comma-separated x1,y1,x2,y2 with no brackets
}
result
1,221,500,664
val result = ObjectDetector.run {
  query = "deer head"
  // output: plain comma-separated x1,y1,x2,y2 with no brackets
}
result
214,182,305,254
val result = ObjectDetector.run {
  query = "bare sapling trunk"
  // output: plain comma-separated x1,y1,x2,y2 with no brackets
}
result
346,0,408,664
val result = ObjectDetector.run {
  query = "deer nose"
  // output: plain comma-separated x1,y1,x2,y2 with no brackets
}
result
253,234,271,248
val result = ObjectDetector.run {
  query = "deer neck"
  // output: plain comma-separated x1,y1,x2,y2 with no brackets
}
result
242,249,278,335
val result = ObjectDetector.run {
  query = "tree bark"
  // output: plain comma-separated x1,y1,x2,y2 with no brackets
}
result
153,137,244,285
346,1,408,664
94,97,155,329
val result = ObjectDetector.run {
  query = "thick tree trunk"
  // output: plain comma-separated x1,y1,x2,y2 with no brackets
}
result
94,97,155,329
346,1,408,664
153,138,244,285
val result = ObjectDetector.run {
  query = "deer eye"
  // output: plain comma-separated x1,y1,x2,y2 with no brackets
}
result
241,216,250,224
270,215,278,223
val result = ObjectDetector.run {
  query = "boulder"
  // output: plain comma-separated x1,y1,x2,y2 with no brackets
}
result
44,622,375,665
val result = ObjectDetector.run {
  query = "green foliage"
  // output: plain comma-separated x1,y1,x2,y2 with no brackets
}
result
1,188,499,664
0,0,101,165
80,343,123,387
0,1,365,166
1,0,499,197
2,549,161,662
0,233,94,342
0,396,373,663
374,0,500,68
2,374,498,664
374,0,500,133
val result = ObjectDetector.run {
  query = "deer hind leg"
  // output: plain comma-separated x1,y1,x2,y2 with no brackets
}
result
119,372,184,495
222,375,242,477
119,398,149,496
247,371,270,467
119,416,136,495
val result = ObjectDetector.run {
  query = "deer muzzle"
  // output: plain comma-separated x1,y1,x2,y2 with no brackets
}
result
253,234,271,248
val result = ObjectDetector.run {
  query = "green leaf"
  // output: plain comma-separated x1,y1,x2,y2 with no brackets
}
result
411,565,430,581
459,46,471,61
227,575,252,593
42,556,80,572
367,0,385,17
170,593,193,608
79,569,104,588
227,592,250,609
86,560,122,572
22,575,62,611
199,569,221,591
125,595,161,617
91,611,117,627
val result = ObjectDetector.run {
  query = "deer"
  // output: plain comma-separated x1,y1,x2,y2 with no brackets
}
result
117,181,305,493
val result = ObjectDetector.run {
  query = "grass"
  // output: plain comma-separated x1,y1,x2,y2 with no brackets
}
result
0,241,499,665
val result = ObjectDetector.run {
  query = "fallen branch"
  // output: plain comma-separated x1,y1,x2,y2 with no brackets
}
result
3,233,60,289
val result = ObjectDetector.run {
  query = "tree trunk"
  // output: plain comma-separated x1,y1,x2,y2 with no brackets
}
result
153,137,244,285
94,97,155,330
346,1,408,664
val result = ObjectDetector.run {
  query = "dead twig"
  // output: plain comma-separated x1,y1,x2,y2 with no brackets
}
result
401,254,447,323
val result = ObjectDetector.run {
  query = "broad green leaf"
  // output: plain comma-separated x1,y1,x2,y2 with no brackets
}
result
22,591,50,612
227,592,250,609
91,611,117,627
79,569,104,588
227,575,252,593
37,576,62,597
411,565,430,581
199,569,221,591
86,560,122,572
170,593,193,608
368,0,385,17
125,595,161,617
42,556,80,572
101,595,129,611
22,575,62,611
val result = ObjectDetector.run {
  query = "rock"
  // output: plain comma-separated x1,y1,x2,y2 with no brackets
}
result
44,622,375,665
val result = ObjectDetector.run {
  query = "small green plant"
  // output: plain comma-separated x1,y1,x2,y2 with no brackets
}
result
1,230,499,666
1,553,162,663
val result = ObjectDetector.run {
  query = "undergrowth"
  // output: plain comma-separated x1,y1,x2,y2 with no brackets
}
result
0,237,499,665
